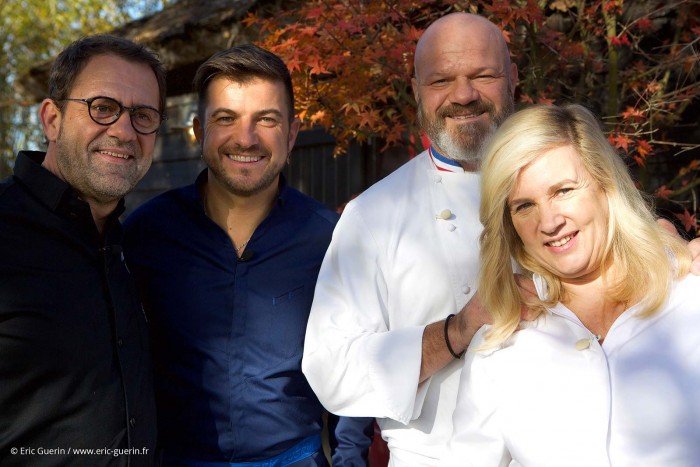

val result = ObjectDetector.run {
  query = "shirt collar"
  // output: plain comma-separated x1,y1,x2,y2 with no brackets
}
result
14,151,73,212
429,146,465,173
533,273,549,300
13,150,125,220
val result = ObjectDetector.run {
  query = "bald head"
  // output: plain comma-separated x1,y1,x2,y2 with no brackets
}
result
414,13,512,79
411,13,517,170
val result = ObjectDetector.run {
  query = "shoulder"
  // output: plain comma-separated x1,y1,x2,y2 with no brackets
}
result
360,153,428,201
124,184,195,231
343,153,430,219
281,187,338,228
469,312,568,360
0,175,13,200
669,273,700,305
0,177,21,220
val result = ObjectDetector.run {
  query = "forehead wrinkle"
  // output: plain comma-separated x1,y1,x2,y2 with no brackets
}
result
206,77,291,121
72,55,159,109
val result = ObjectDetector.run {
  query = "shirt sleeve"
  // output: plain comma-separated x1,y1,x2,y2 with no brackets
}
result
327,413,375,466
445,328,511,467
302,204,429,424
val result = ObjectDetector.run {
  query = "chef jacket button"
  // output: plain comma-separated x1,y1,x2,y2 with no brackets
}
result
433,174,442,183
462,285,471,294
436,209,452,220
446,224,456,232
575,338,591,351
129,417,136,427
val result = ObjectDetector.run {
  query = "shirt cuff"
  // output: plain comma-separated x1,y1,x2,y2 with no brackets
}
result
367,324,428,424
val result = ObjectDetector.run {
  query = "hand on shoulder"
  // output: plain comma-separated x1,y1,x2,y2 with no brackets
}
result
657,218,700,275
689,238,700,275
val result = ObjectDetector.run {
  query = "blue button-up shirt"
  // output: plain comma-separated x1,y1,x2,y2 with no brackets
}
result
123,171,372,464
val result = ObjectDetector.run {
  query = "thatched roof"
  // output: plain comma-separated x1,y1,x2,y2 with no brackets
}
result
17,0,259,103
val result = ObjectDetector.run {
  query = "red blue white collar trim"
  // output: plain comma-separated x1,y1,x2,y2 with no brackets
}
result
429,147,464,173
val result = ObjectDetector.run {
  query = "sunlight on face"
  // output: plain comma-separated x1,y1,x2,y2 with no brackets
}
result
508,145,610,283
53,55,159,203
196,77,299,197
412,15,516,166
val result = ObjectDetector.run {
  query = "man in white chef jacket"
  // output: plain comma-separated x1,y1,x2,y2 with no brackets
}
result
302,13,518,465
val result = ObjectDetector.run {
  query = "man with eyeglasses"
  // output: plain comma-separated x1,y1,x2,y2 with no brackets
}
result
0,35,165,466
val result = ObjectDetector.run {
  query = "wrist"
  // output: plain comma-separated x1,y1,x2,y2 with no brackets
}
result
444,314,465,359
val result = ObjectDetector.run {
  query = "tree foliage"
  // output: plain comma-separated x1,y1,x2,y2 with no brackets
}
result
245,0,700,236
0,0,171,177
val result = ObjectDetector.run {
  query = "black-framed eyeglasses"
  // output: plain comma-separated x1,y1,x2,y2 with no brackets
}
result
60,96,166,135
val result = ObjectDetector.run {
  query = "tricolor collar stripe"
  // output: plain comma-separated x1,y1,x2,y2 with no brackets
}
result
429,147,464,173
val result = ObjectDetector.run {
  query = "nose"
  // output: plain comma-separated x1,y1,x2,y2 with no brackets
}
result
106,111,138,141
539,203,565,235
451,77,479,106
231,119,259,149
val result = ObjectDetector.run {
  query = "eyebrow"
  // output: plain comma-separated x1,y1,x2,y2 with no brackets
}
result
254,108,285,119
210,107,285,118
508,178,578,207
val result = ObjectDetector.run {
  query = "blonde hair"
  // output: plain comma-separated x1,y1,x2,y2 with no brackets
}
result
478,104,691,348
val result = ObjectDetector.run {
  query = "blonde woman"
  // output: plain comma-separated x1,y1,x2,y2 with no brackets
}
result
446,104,700,466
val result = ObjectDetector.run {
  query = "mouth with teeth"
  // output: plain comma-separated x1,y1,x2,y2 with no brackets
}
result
226,154,263,163
546,232,578,248
449,112,484,120
99,150,132,160
438,102,491,122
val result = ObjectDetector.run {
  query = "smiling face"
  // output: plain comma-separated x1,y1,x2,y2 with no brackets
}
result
508,145,610,283
41,54,159,205
194,77,299,198
412,14,517,169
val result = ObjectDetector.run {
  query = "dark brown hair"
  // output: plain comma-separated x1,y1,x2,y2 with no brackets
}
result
193,43,294,122
49,34,166,112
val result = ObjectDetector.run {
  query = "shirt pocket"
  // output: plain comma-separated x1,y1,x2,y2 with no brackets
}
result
244,285,310,374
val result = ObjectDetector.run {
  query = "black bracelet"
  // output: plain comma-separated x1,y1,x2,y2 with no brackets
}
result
444,313,465,359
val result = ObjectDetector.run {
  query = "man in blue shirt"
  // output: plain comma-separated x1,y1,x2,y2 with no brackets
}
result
123,44,373,466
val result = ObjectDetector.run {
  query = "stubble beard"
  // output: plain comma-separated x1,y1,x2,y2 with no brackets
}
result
206,147,285,197
55,122,145,203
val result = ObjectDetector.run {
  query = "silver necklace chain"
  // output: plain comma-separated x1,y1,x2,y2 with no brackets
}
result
203,188,251,254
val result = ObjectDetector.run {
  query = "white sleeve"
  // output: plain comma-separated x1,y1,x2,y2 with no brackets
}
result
445,328,511,467
302,203,428,424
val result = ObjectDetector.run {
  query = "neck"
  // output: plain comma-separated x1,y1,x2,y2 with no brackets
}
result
41,151,117,236
203,173,278,255
88,201,119,236
561,267,628,341
458,160,479,172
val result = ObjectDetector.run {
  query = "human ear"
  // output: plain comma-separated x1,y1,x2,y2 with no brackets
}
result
40,99,61,142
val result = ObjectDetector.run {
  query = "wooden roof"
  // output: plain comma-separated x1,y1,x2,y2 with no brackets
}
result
17,0,259,103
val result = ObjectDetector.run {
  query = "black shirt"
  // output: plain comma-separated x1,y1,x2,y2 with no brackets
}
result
0,151,156,466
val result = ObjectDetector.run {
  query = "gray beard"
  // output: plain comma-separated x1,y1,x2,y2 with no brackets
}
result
433,120,498,165
416,84,514,165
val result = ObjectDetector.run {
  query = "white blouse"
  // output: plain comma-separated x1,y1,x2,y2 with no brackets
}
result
447,273,700,467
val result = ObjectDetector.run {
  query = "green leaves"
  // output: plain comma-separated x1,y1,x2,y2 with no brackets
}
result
0,0,172,176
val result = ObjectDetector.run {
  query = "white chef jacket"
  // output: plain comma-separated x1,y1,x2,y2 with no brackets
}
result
446,273,700,467
302,150,482,465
